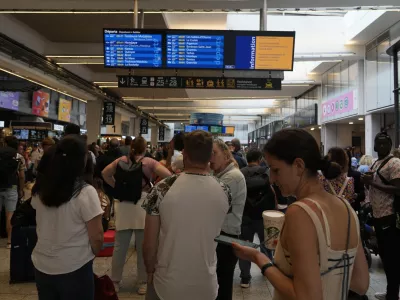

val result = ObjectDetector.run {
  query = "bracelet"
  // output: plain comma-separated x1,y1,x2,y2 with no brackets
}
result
261,262,274,275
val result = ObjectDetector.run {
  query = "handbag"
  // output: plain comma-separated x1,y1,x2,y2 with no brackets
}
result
94,274,119,300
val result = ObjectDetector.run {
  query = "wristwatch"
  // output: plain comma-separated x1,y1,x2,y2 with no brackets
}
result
261,262,274,275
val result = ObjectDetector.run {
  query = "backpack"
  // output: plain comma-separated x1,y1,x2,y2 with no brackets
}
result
0,147,20,189
244,166,274,208
113,156,150,204
371,156,400,215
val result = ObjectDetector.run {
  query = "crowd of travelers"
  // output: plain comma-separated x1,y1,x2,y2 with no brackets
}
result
0,124,399,300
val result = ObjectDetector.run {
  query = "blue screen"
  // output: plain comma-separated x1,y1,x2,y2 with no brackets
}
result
166,34,224,69
234,36,256,70
104,30,162,68
196,125,209,131
185,125,197,133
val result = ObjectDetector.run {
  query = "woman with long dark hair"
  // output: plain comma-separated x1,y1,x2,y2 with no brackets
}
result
102,136,171,295
31,135,104,300
232,129,369,300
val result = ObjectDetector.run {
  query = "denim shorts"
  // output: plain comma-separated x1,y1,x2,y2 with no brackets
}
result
0,188,18,212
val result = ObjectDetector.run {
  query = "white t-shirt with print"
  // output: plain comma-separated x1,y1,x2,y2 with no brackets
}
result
31,185,103,275
142,173,232,300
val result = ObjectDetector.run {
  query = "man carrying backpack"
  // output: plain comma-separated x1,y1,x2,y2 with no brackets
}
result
361,132,400,300
238,149,276,288
0,136,26,248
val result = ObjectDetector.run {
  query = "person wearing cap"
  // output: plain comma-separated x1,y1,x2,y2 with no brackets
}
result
361,132,400,300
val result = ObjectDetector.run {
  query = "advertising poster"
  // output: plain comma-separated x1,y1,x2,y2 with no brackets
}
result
0,91,19,110
322,90,356,120
58,98,71,122
32,90,50,117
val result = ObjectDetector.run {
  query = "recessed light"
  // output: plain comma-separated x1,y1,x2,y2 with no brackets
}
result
358,118,364,121
349,122,354,124
310,127,315,131
318,126,322,129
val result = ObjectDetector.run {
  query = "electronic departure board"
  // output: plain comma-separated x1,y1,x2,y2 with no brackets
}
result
104,29,162,68
167,34,224,69
103,29,295,71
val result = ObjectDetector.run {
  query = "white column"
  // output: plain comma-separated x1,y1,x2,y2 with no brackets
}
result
365,114,381,157
151,125,158,146
130,117,141,138
86,99,103,144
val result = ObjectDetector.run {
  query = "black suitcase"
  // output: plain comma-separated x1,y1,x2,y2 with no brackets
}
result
9,225,37,284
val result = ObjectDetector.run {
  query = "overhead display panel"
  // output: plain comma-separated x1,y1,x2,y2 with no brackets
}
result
104,29,162,68
103,29,295,71
166,34,224,69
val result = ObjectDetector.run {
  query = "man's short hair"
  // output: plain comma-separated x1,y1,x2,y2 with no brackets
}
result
173,132,185,151
231,138,241,152
125,136,132,146
5,136,18,150
64,124,81,136
246,149,263,163
109,138,120,149
184,130,213,165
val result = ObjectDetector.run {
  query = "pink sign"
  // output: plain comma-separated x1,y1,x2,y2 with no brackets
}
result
322,90,355,120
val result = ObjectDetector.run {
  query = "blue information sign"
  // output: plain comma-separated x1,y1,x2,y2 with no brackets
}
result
104,30,162,68
166,34,224,69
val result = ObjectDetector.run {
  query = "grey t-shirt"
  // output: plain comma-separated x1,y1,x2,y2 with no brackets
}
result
142,173,232,300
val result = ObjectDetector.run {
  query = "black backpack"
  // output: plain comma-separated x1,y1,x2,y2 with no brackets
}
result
0,147,20,189
114,156,150,204
244,166,274,208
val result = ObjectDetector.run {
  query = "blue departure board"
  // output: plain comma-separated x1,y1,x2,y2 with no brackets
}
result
104,30,162,68
166,34,224,69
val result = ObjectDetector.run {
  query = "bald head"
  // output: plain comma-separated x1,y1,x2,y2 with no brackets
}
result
110,138,120,149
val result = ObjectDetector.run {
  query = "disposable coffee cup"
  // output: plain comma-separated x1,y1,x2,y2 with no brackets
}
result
262,210,285,250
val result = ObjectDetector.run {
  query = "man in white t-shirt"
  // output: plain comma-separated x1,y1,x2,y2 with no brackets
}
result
142,130,232,300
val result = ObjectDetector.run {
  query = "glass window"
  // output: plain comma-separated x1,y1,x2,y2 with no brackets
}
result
333,63,341,96
377,39,392,108
322,73,328,101
327,69,334,99
340,60,349,93
365,47,378,111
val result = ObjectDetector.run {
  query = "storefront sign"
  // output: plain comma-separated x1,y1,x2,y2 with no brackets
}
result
58,98,72,122
140,118,148,135
102,102,115,125
322,90,355,120
0,92,19,111
32,90,50,117
158,126,165,141
117,75,282,90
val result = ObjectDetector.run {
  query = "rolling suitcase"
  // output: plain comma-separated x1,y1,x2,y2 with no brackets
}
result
9,225,37,283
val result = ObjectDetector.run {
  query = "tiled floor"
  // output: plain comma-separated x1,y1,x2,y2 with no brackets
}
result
0,238,387,299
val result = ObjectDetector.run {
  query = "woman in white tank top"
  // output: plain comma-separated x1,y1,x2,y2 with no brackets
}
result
233,129,369,300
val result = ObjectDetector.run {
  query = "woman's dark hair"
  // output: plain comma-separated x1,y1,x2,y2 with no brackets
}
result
173,132,185,151
327,147,349,174
264,129,341,180
130,136,147,161
32,134,87,207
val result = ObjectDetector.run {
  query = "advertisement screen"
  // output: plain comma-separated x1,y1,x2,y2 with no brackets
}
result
58,98,72,122
210,126,223,134
184,125,197,133
196,125,209,131
0,92,19,110
32,91,50,117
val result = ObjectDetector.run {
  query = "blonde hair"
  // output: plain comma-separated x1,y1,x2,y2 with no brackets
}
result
359,154,373,166
213,138,239,168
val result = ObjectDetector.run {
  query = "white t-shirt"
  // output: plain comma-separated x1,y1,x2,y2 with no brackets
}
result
31,185,103,275
142,173,232,300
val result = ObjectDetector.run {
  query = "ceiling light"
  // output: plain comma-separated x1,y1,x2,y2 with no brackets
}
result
0,67,87,103
94,81,118,85
319,126,322,129
310,127,315,131
294,52,355,58
99,85,118,88
47,55,104,58
349,122,354,125
358,117,364,121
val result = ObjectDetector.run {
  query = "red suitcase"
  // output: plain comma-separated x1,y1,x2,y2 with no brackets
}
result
97,230,115,257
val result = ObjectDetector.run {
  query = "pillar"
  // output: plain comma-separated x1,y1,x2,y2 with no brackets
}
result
321,123,353,155
365,114,381,157
130,117,140,138
86,99,102,144
134,0,139,28
151,125,158,146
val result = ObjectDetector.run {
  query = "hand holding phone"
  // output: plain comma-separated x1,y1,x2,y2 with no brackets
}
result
214,235,259,249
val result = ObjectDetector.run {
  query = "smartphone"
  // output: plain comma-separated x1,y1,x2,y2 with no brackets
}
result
214,235,259,249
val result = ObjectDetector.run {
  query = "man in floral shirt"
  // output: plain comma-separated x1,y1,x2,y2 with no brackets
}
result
361,132,400,300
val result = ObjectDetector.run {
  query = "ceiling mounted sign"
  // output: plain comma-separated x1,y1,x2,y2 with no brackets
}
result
117,75,281,90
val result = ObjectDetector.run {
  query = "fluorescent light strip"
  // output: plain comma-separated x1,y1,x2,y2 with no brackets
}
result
57,62,104,65
94,81,118,84
47,55,104,58
0,67,87,103
99,86,118,88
